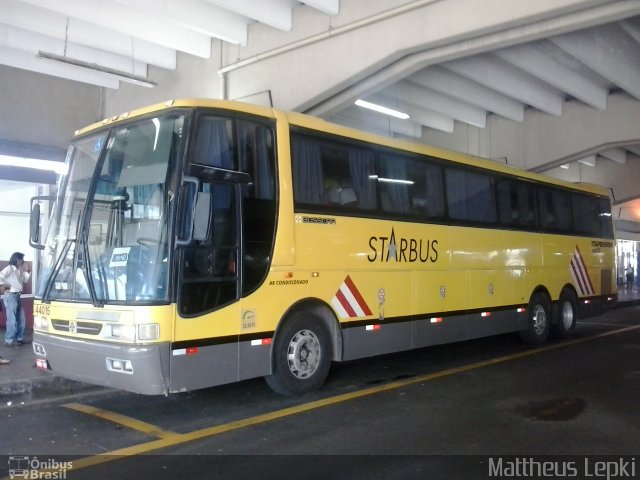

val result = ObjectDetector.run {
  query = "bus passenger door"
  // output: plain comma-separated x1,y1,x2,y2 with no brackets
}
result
172,182,242,392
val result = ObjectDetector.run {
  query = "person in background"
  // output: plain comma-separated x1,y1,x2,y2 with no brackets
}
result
0,252,31,347
625,265,634,290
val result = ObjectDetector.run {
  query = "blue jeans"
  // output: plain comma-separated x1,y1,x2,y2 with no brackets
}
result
3,293,25,345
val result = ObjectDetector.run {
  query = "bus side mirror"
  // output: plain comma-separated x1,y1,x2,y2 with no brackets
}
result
176,176,211,245
30,195,53,250
192,192,212,241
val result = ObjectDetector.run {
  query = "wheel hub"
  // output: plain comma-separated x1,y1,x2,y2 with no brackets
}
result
532,304,547,335
287,329,321,379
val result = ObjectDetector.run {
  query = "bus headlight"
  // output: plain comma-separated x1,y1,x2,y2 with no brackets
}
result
34,316,49,330
138,323,160,341
109,324,136,341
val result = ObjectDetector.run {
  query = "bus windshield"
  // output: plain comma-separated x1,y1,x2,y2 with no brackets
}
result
38,113,185,304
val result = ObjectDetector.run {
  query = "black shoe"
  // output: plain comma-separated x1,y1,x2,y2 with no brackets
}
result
16,340,31,346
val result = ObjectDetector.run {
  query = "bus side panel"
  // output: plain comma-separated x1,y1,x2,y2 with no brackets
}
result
466,308,527,337
342,322,412,361
413,313,468,348
338,270,414,361
170,342,239,393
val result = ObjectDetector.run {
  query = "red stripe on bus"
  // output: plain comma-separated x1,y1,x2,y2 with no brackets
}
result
570,259,588,296
336,288,357,317
344,275,373,316
575,247,594,294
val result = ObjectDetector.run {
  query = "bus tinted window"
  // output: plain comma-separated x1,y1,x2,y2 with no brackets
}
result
324,145,376,210
497,178,537,228
291,133,377,211
445,168,497,223
572,193,600,236
538,187,572,232
375,153,445,219
598,197,614,239
193,117,234,169
291,135,324,205
378,152,411,214
410,160,445,219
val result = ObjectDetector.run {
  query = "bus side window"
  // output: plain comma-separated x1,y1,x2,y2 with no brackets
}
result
378,153,411,214
497,179,536,228
291,135,325,206
193,117,234,169
446,167,496,223
409,160,444,219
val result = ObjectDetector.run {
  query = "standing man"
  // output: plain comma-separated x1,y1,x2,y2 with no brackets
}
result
1,252,31,347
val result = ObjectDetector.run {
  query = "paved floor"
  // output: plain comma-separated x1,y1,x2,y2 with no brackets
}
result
1,287,639,407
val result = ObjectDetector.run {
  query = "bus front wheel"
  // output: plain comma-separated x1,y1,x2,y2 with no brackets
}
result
520,292,551,345
265,312,333,396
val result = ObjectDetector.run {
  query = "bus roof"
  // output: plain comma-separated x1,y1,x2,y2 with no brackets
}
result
75,98,609,198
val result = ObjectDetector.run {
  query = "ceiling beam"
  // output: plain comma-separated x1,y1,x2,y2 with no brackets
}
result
495,41,608,110
301,0,340,15
626,146,640,157
367,93,455,133
619,18,640,44
18,0,212,58
599,148,627,164
444,54,565,116
0,0,176,69
204,0,293,31
551,24,640,101
332,106,422,138
384,81,487,128
408,66,525,122
113,0,249,45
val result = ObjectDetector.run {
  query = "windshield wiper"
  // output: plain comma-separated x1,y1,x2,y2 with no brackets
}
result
79,235,103,308
42,238,74,304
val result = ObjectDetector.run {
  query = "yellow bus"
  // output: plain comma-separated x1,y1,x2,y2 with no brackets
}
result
30,99,616,396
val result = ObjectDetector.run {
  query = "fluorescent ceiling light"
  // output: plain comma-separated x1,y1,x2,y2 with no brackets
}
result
37,51,157,88
560,164,570,169
355,99,410,119
0,155,68,175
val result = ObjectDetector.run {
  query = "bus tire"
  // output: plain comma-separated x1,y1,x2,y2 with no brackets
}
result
265,312,333,396
519,292,551,345
551,289,577,339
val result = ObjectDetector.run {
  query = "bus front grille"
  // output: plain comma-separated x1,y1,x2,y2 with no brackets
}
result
51,320,103,335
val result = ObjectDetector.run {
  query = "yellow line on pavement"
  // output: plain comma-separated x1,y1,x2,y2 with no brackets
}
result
33,324,640,474
62,402,183,440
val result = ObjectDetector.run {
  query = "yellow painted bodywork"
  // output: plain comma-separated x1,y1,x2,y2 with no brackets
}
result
38,99,615,346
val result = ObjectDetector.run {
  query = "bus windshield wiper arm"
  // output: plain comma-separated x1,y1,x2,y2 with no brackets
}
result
79,233,103,308
42,239,75,304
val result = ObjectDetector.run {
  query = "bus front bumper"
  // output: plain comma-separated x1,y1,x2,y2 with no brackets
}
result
33,332,170,395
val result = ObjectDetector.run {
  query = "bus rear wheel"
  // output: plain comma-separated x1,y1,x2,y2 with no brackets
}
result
551,289,577,338
520,292,551,345
265,312,332,396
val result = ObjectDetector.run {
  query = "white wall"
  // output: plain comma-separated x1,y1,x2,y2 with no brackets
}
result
0,182,38,262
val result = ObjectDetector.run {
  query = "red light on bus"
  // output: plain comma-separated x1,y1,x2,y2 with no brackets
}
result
366,324,381,331
481,312,491,317
186,347,198,355
516,307,526,313
430,317,443,323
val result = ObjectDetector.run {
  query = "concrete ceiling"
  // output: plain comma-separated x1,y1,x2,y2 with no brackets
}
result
1,0,640,228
